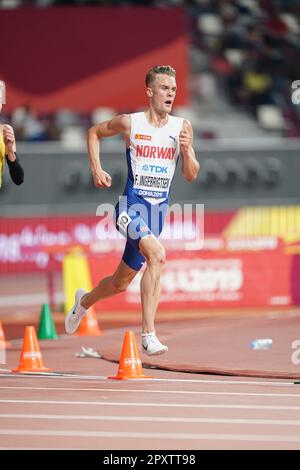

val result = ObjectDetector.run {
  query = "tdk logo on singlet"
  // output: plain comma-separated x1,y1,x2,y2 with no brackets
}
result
136,144,176,160
142,164,168,174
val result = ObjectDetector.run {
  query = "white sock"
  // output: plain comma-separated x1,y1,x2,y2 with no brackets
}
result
141,332,155,338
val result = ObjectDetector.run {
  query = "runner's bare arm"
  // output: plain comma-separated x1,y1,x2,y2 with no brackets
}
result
179,119,200,182
87,114,130,188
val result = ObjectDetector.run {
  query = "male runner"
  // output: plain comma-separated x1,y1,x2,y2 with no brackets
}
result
65,65,199,355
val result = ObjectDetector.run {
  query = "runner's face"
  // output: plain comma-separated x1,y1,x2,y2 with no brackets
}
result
149,74,177,113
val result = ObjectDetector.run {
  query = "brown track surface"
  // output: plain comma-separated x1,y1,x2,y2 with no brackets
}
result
1,310,300,450
99,311,300,379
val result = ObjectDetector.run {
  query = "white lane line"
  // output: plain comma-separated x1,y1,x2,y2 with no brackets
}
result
1,413,300,426
0,371,296,386
0,385,299,398
138,379,296,386
1,429,300,443
1,399,300,411
0,371,112,379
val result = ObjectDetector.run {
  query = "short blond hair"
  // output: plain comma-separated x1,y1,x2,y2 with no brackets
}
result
145,65,176,87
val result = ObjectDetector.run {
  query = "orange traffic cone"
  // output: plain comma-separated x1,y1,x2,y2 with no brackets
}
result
0,321,11,348
12,326,51,373
108,331,153,380
76,308,102,336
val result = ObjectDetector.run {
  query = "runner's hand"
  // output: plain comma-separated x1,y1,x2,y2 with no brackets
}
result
92,170,112,188
3,125,16,155
179,129,192,153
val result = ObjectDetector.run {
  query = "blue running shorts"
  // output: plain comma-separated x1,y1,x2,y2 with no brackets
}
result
114,193,168,271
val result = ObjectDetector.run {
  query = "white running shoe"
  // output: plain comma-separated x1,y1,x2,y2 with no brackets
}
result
65,288,87,334
141,332,168,356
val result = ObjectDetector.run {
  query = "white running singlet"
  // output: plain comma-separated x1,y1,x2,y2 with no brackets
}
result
126,112,184,205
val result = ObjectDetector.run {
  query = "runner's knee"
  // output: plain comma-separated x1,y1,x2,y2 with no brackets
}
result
146,246,166,267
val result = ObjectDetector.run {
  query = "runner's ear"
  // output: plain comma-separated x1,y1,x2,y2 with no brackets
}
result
146,87,153,98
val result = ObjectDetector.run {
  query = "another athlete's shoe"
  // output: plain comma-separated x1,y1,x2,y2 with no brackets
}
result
65,288,87,334
141,332,168,356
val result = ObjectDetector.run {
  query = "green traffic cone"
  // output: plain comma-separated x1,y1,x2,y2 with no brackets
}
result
38,303,58,340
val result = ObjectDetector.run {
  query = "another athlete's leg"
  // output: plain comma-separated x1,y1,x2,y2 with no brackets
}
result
139,235,165,333
81,260,138,309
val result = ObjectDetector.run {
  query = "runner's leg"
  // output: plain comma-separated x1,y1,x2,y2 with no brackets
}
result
139,235,166,333
81,259,138,309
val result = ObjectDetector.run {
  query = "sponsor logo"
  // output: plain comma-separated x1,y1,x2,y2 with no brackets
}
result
128,259,243,296
135,134,152,141
23,351,41,359
124,357,142,366
136,145,176,160
169,135,177,143
142,164,168,174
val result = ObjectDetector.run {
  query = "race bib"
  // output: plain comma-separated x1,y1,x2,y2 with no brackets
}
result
133,161,171,199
